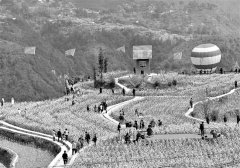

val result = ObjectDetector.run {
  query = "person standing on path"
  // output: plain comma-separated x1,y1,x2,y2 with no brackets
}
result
132,88,135,97
140,119,145,129
57,129,62,142
200,122,204,138
1,98,4,107
117,123,121,133
122,88,125,96
17,108,21,115
72,141,77,155
135,109,139,117
64,129,69,141
11,97,14,105
62,151,68,165
224,115,227,125
190,98,193,108
52,129,56,141
237,115,240,126
85,132,90,144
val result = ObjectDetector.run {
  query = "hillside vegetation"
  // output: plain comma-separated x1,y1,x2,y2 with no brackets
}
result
0,0,240,101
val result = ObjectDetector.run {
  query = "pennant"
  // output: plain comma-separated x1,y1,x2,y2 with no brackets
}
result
65,48,76,56
24,46,36,55
117,46,125,53
174,52,182,60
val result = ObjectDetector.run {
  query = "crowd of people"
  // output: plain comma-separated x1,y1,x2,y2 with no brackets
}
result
59,129,98,165
117,117,163,145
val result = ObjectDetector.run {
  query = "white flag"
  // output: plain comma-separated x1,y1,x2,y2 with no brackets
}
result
24,47,36,55
65,48,76,56
174,52,182,60
117,46,125,53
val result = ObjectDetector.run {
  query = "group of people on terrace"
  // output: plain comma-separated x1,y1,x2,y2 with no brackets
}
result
60,129,98,165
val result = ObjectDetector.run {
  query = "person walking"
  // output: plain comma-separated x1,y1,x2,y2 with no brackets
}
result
200,122,204,138
158,120,162,127
52,129,56,141
135,109,139,117
1,98,4,107
117,123,121,133
94,105,97,113
132,88,136,97
99,87,102,94
237,115,240,126
57,129,62,142
11,97,14,105
17,108,21,115
122,88,125,96
72,141,77,155
235,81,238,88
140,119,145,129
92,134,97,146
85,132,90,144
133,120,138,130
224,115,227,125
62,151,68,165
111,88,114,94
64,129,69,141
78,135,84,149
190,98,193,108
87,105,90,112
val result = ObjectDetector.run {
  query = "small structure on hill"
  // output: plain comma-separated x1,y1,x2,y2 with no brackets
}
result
133,45,152,75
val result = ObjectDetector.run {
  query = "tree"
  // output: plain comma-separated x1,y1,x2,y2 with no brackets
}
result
98,48,104,84
93,66,96,88
104,58,108,73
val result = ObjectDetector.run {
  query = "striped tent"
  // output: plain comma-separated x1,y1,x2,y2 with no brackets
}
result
191,43,221,72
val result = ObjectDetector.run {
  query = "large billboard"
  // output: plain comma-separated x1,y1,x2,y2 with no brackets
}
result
133,45,152,60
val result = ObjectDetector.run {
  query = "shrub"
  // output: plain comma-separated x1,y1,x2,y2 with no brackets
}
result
210,109,219,122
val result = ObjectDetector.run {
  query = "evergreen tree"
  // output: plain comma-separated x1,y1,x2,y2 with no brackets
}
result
93,66,97,88
98,48,104,83
104,58,108,73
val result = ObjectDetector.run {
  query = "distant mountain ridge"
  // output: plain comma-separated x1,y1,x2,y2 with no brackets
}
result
0,0,240,101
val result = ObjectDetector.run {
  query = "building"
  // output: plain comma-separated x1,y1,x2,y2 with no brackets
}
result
133,45,152,75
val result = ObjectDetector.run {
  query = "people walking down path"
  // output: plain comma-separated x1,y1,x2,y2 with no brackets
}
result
62,151,68,165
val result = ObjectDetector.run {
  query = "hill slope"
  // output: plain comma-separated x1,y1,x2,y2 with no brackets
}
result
0,0,240,101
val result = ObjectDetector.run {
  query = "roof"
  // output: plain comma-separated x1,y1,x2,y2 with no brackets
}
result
133,45,152,60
